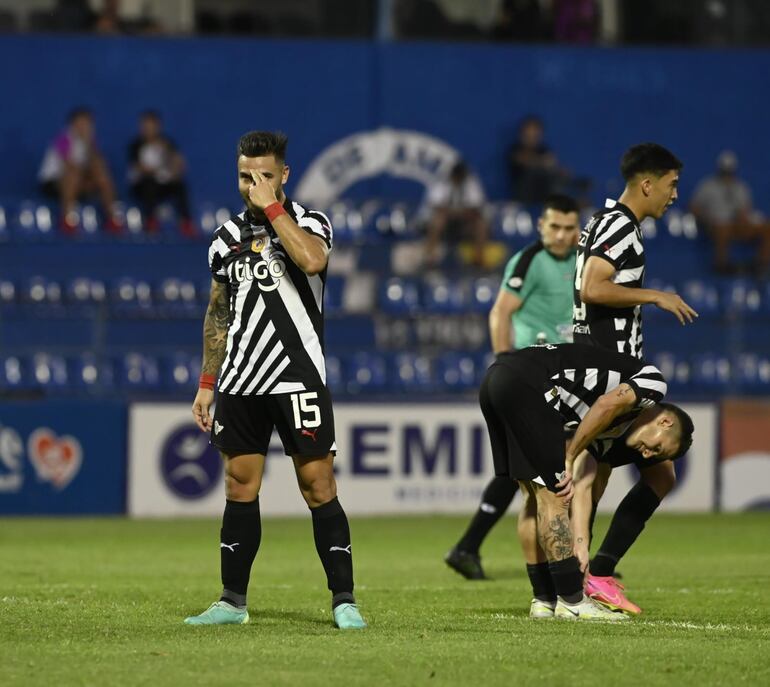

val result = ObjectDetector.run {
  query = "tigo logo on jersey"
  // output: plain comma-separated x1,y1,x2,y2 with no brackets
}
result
27,428,83,489
227,253,286,292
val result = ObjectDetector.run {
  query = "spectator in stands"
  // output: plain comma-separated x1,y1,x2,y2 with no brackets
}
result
423,160,490,267
38,107,121,235
490,0,549,41
128,110,195,236
691,150,770,276
508,115,589,204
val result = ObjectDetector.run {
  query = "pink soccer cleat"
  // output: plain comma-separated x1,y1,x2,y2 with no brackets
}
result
585,574,642,615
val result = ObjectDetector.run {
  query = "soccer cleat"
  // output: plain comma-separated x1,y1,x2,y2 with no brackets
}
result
183,601,249,625
444,548,487,580
585,574,642,615
555,595,630,621
529,598,556,619
333,602,367,629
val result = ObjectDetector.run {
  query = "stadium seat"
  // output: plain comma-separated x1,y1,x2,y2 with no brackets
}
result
422,276,465,314
114,352,161,390
650,351,691,391
0,355,29,391
469,277,497,313
66,277,107,308
681,279,719,316
110,277,153,315
163,352,201,392
722,279,762,315
392,352,433,391
30,353,68,390
22,276,63,307
692,354,731,389
155,278,199,317
733,353,770,392
324,354,344,393
378,277,420,314
0,203,8,241
491,203,533,240
346,352,387,394
69,353,113,392
324,275,345,314
0,278,16,307
15,201,55,238
436,352,477,390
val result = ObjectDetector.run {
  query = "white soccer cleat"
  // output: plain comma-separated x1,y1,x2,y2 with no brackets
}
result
529,598,556,619
554,595,630,621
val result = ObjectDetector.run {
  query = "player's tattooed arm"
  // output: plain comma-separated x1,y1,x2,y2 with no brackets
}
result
201,279,230,376
566,383,638,464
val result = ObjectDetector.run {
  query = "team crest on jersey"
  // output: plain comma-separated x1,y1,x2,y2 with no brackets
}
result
251,237,266,253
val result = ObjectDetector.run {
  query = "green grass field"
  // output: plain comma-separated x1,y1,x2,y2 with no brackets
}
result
1,513,768,686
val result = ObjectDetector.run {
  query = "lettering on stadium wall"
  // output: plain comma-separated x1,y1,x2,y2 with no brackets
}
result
294,128,478,206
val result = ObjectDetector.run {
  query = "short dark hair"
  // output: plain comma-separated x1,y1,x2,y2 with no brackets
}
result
238,131,288,161
67,107,92,123
621,143,683,181
659,402,694,460
542,194,579,216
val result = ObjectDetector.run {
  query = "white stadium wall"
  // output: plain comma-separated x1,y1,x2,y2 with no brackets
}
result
128,402,718,517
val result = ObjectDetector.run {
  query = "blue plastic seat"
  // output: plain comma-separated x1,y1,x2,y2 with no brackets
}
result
0,279,17,307
680,279,719,316
66,277,107,307
469,277,497,313
23,276,63,307
722,279,762,315
155,278,199,317
110,277,153,315
0,355,30,391
346,352,387,394
324,354,344,393
422,277,465,314
378,277,420,315
691,354,731,389
324,275,345,314
114,352,161,390
436,352,477,390
733,354,770,392
163,352,200,392
69,353,113,391
30,353,68,390
15,201,55,238
392,352,433,392
650,351,691,391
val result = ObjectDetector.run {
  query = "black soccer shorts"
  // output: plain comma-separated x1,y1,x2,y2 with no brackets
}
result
210,386,337,458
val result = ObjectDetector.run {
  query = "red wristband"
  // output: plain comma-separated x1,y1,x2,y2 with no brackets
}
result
199,374,216,390
264,202,287,223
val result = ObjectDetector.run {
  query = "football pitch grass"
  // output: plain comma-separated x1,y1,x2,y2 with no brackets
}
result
1,514,768,687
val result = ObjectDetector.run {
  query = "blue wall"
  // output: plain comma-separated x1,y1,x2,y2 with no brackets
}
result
2,35,769,206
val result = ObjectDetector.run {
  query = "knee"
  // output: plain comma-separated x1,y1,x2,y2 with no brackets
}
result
300,473,337,508
224,469,261,501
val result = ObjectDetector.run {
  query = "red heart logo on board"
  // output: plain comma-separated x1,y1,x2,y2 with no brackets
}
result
27,428,83,490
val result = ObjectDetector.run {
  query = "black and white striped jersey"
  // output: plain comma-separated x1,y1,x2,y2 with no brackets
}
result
573,199,645,358
497,343,667,452
207,198,332,395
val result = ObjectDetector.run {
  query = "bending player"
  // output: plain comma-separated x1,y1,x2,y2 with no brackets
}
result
479,342,693,619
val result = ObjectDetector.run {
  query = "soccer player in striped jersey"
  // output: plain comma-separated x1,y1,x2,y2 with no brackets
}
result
479,343,692,620
572,143,698,614
186,131,365,629
445,194,579,580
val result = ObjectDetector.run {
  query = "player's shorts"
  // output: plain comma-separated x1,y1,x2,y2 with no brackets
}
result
478,357,566,493
211,386,337,458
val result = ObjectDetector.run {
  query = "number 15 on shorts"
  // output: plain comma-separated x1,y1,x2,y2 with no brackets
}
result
290,392,321,429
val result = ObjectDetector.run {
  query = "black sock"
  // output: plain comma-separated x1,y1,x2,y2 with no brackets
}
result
455,476,518,554
311,497,354,606
588,501,598,546
526,562,556,602
219,498,261,608
590,482,661,577
548,557,584,604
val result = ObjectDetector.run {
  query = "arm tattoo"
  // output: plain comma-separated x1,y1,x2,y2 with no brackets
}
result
536,511,574,561
201,281,230,376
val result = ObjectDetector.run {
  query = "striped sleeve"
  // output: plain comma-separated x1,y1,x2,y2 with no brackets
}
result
626,364,667,408
588,213,638,270
208,230,230,283
293,202,333,249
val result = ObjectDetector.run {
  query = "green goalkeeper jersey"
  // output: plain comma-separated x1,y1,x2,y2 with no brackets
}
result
501,240,576,348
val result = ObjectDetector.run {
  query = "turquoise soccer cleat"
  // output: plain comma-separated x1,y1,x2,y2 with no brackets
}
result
184,601,249,625
333,603,367,629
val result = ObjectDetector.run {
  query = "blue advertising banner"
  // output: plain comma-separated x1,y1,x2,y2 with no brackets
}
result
0,400,126,514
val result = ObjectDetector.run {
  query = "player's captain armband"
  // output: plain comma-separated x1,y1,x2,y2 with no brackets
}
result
264,202,287,223
199,374,216,390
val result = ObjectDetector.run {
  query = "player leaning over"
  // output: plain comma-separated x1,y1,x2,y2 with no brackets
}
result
445,194,579,579
573,142,698,613
480,343,693,620
186,131,365,629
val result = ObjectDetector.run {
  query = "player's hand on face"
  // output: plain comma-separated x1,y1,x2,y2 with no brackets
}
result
192,388,215,432
654,291,699,325
249,170,278,210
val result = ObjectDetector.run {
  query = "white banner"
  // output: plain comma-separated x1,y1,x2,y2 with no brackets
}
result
128,402,716,517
